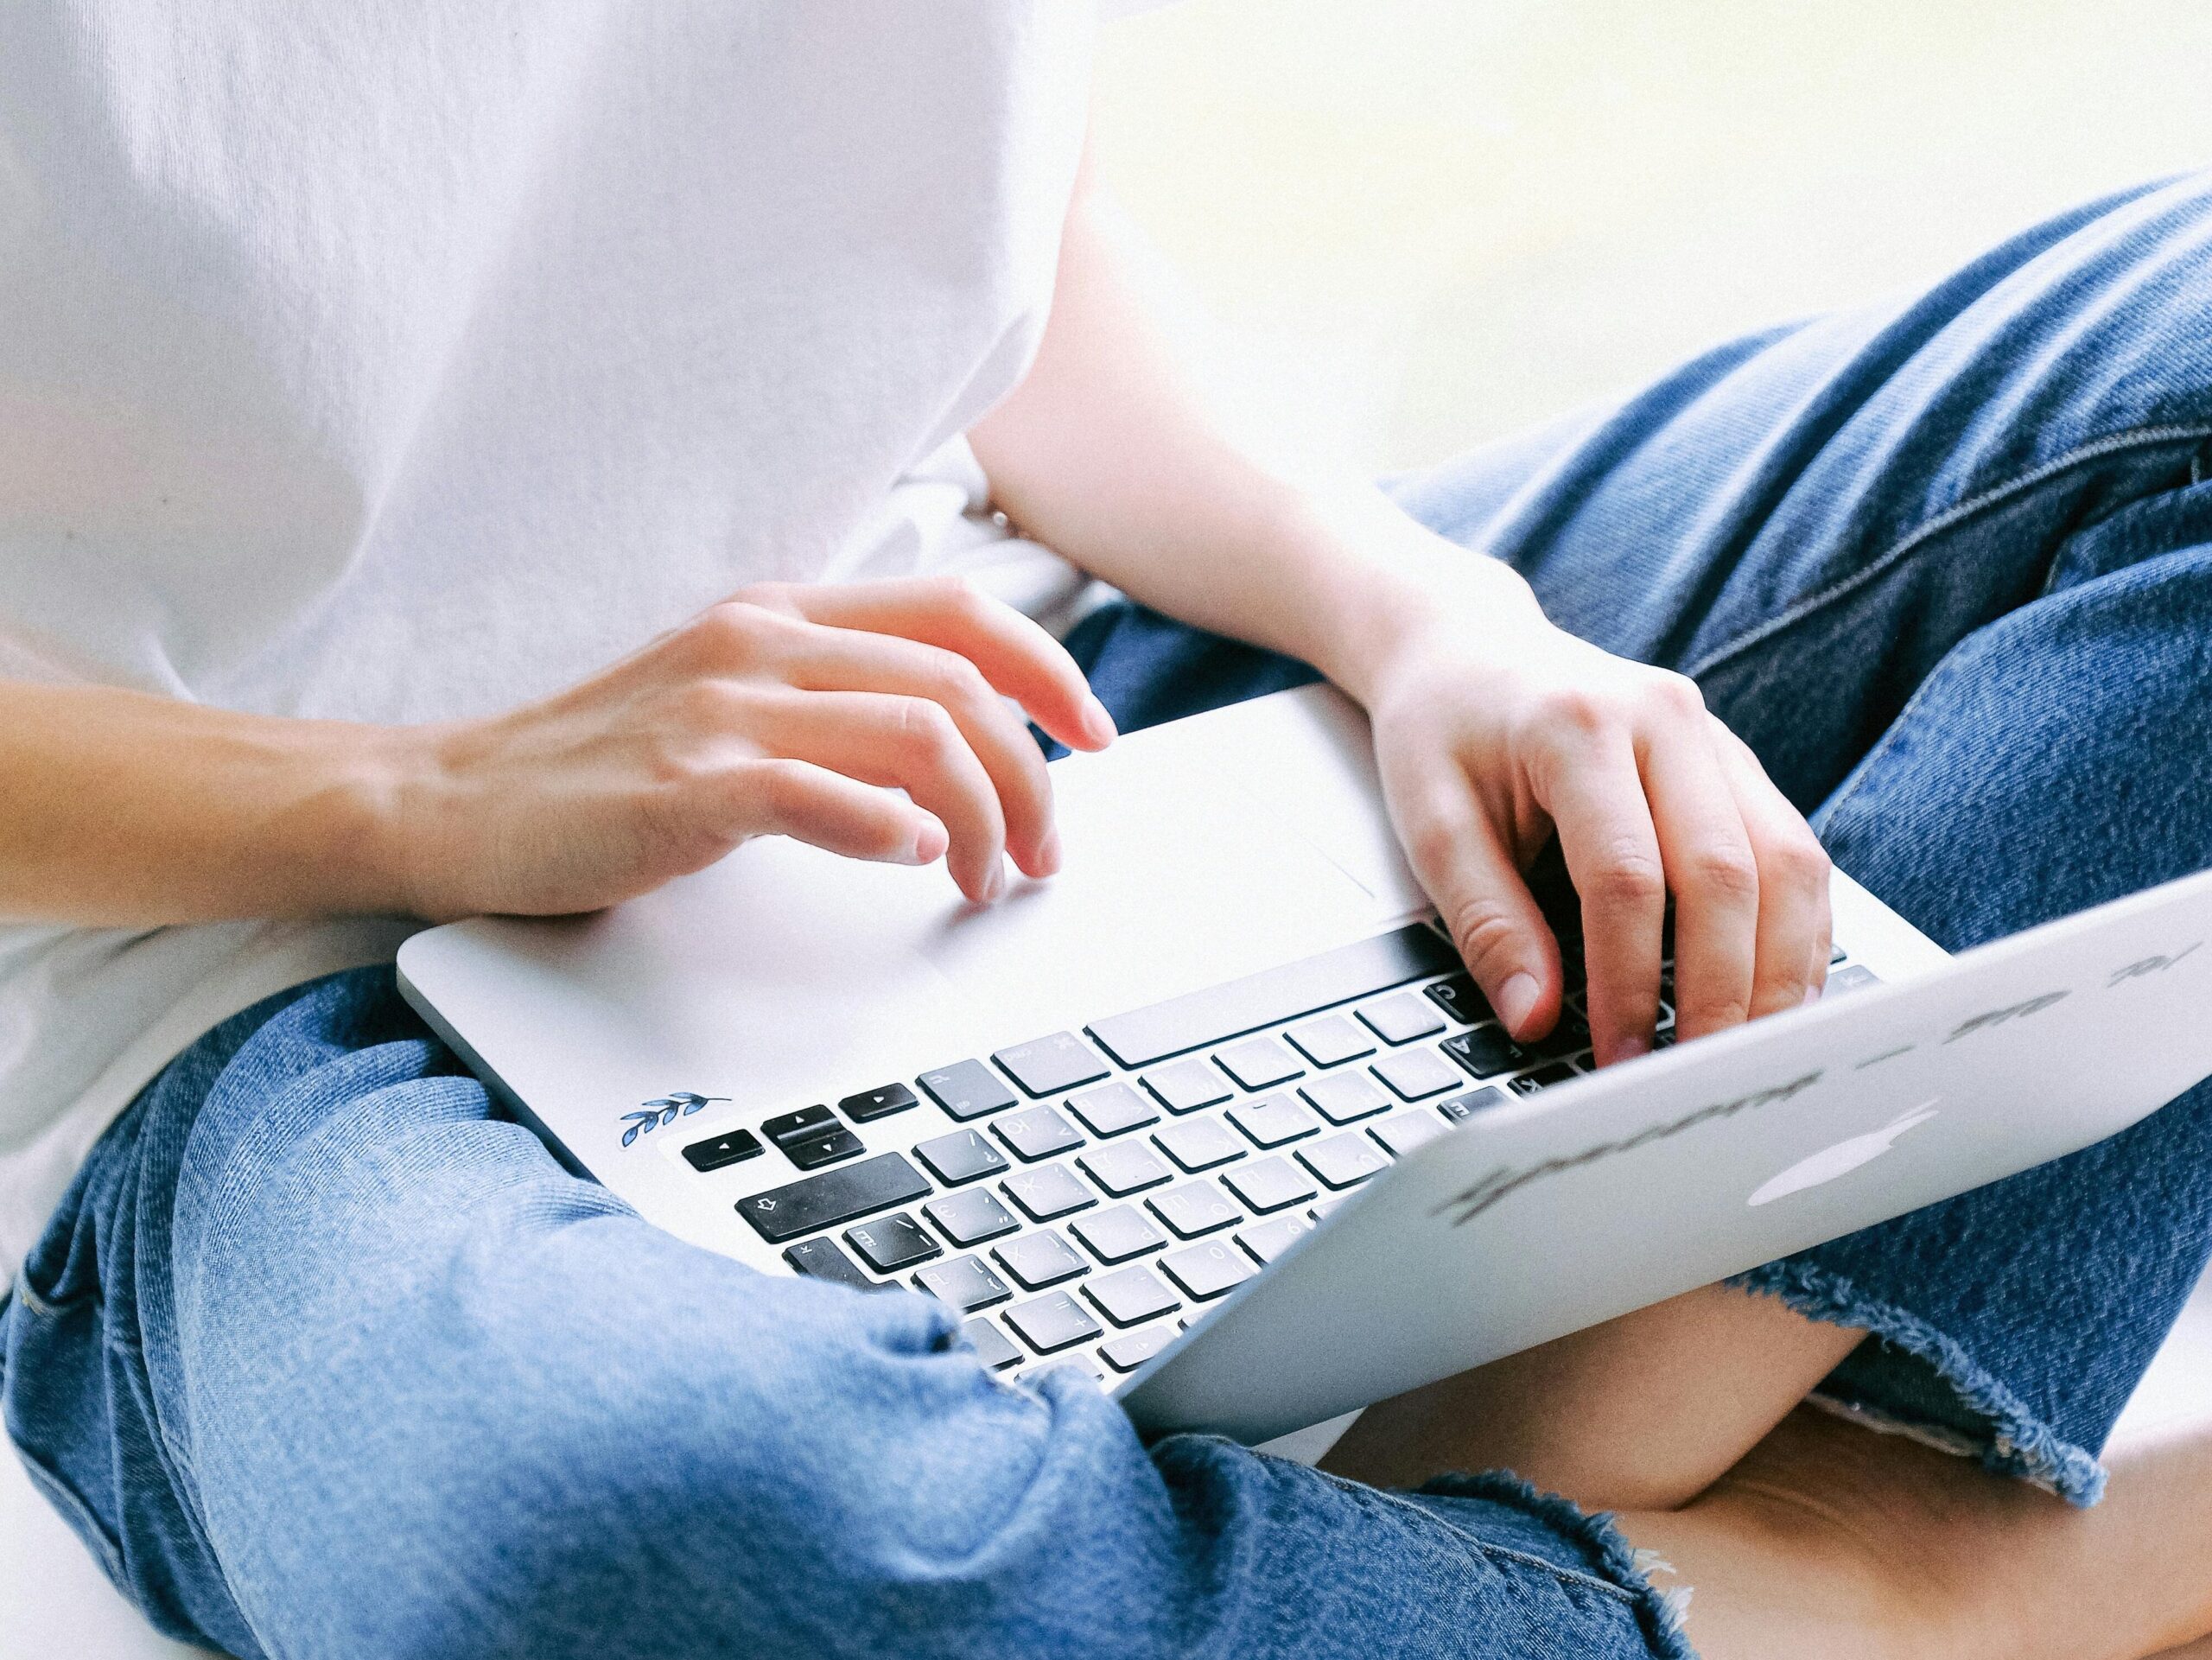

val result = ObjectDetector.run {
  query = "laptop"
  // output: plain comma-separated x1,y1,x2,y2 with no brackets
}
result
397,683,2212,1447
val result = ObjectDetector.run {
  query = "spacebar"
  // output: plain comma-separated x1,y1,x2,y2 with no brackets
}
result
1088,923,1459,1068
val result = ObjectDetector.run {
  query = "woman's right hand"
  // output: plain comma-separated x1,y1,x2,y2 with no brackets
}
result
390,576,1117,921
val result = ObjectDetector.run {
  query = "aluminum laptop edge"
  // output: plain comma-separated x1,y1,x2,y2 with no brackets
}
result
396,683,2212,1447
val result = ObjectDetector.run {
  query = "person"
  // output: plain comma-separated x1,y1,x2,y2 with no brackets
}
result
2,9,2209,1658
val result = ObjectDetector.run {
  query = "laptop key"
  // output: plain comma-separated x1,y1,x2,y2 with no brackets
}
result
918,1059,1020,1122
839,1082,918,1123
1370,1111,1448,1158
1215,1035,1304,1091
1508,1062,1580,1095
1070,1204,1167,1263
925,1186,1022,1247
1160,1239,1256,1301
1152,1116,1245,1173
1236,1211,1317,1265
993,1032,1109,1098
1424,973,1491,1026
1141,1057,1235,1115
1000,1162,1096,1222
682,1128,765,1173
1357,990,1446,1045
1309,1193,1352,1220
1088,922,1458,1068
1227,1093,1321,1148
1004,1289,1103,1354
963,1315,1024,1371
1370,1046,1462,1102
1824,964,1881,997
1099,1324,1177,1373
994,1104,1086,1163
1067,1080,1160,1138
736,1153,931,1244
913,1254,1013,1313
993,1229,1089,1291
1078,1141,1173,1198
1147,1180,1242,1240
1437,1086,1510,1121
842,1212,940,1274
783,1236,874,1289
1443,1024,1532,1079
1299,1131,1389,1191
1222,1155,1316,1214
1286,1013,1374,1068
1530,1012,1592,1063
761,1104,836,1146
1085,1264,1181,1328
913,1128,1011,1186
781,1124,867,1171
1299,1070,1391,1125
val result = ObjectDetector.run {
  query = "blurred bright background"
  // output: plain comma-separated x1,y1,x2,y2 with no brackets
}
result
1092,0,2212,473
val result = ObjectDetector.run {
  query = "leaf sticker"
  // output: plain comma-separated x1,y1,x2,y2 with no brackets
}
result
622,1123,642,1148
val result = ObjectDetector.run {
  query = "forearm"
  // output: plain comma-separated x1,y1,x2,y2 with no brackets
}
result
968,156,1541,704
0,680,407,926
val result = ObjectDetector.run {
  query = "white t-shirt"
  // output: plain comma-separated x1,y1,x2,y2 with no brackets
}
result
0,3,1135,1282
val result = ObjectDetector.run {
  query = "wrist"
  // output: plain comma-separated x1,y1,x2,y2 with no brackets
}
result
352,719,467,920
1260,484,1547,706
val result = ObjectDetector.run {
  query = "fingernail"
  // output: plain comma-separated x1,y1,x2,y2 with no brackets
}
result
1082,693,1118,747
981,861,1007,903
1037,828,1064,875
910,818,947,864
1496,972,1541,1035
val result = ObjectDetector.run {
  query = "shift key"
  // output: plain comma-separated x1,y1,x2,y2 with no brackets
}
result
736,1153,931,1244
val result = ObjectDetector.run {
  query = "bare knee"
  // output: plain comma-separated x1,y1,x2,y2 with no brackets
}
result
1323,1283,1863,1511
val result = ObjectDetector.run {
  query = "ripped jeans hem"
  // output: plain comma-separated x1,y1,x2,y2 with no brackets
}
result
1730,1258,2107,1506
1414,1468,1700,1659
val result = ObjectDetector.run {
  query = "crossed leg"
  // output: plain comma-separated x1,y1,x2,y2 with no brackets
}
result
1310,172,2212,1657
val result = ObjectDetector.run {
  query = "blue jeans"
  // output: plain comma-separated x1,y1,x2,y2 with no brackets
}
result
11,173,2212,1660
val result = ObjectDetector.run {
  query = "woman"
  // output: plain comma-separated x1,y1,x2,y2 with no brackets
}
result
3,8,2211,1657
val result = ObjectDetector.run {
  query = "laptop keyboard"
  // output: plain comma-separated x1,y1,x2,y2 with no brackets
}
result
714,919,1876,1386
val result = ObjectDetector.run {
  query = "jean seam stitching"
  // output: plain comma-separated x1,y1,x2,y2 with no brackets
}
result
1287,1457,1640,1605
1682,421,2212,684
1807,643,1972,831
10,1272,54,1319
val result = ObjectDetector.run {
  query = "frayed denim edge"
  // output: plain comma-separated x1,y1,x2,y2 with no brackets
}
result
1732,1259,2108,1507
1417,1469,1699,1659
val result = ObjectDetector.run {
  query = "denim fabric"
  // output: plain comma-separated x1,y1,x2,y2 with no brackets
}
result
1072,169,2212,1505
3,972,1679,1660
10,172,2212,1657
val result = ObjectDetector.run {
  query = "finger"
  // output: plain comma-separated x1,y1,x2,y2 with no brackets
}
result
1383,747,1560,1039
1637,703,1760,1045
742,688,1009,903
760,577,1115,753
727,758,950,868
770,619,1064,878
1713,722,1834,1017
1540,728,1666,1065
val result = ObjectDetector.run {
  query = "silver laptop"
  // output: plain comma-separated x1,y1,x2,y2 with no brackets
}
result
397,684,2212,1446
